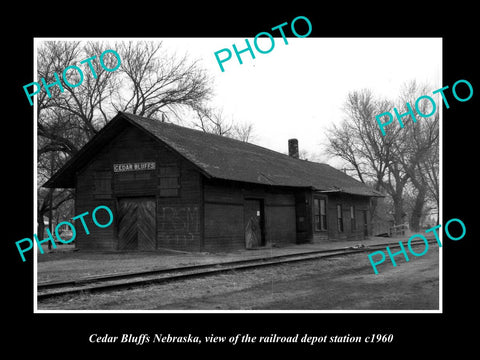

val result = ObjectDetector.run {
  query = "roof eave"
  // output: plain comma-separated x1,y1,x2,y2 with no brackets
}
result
316,188,384,198
43,112,215,188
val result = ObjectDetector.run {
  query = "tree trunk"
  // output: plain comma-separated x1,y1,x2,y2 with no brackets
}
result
410,187,426,232
37,216,45,241
392,194,405,225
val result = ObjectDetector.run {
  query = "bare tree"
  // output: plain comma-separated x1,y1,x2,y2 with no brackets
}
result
192,106,256,142
326,83,439,230
392,81,439,230
192,106,233,136
298,149,325,162
36,40,214,238
112,41,212,120
36,147,74,238
38,41,119,142
231,122,255,143
326,89,405,227
419,135,439,223
327,89,397,190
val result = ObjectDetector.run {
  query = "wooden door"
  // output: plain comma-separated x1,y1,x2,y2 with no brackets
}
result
244,199,264,249
118,197,156,250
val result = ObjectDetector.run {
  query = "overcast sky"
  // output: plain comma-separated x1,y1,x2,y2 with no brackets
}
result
161,37,442,165
36,37,442,166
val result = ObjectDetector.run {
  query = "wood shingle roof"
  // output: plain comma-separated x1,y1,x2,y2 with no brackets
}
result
44,111,382,197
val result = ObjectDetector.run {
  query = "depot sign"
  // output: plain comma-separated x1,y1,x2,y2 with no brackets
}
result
113,162,156,172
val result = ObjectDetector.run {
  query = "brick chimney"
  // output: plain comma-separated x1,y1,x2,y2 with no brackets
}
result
288,138,299,159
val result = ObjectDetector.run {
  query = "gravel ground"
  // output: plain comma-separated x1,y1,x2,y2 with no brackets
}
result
36,236,420,283
37,246,439,311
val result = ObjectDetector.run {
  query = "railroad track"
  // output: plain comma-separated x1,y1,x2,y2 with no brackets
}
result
37,239,437,301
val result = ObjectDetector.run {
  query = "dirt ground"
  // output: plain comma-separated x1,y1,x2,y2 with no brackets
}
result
37,246,439,311
36,235,426,283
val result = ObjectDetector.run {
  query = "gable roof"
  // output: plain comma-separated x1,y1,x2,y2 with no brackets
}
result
44,111,382,197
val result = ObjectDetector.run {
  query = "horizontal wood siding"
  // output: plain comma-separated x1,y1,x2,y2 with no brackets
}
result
325,193,370,241
203,180,297,251
156,161,202,251
73,121,375,252
204,203,244,251
203,180,243,251
156,203,201,251
264,192,296,246
265,203,296,246
74,198,116,251
75,124,202,251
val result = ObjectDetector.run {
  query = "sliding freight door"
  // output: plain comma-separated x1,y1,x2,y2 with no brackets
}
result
117,197,156,250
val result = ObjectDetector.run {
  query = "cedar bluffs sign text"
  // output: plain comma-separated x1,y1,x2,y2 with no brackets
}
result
113,162,156,172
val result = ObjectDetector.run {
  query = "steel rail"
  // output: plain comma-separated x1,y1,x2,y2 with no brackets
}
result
37,239,437,301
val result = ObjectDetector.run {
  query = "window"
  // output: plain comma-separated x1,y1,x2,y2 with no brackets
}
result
320,199,327,230
314,199,320,231
314,198,327,231
159,165,180,197
350,205,356,231
337,204,343,232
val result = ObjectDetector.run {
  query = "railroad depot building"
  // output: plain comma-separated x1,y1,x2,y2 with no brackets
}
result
44,112,382,252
